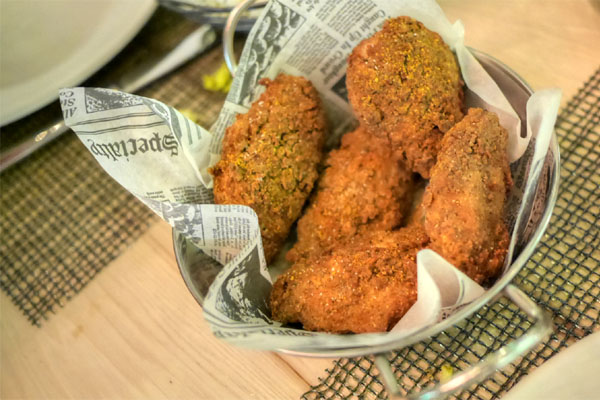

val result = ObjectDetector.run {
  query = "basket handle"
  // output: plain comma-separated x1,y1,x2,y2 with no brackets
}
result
223,0,258,76
374,284,553,400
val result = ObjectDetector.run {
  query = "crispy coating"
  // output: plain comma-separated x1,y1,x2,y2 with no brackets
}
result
286,126,415,262
423,108,512,284
346,16,464,178
210,74,327,263
271,226,429,333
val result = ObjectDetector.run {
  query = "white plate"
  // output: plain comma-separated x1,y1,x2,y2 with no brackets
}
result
0,0,156,126
503,332,600,400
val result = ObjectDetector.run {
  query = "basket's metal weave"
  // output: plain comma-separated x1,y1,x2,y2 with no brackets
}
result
304,68,600,400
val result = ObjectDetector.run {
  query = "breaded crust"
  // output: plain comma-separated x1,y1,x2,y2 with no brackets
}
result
286,126,414,262
346,16,464,178
271,226,429,333
210,74,327,263
423,108,512,284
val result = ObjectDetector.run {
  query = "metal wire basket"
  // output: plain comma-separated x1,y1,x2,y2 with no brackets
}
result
173,1,561,398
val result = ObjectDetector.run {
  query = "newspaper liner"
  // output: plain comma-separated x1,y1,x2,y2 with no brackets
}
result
60,0,561,352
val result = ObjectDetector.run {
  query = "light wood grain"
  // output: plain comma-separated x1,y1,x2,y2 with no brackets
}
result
1,222,308,400
441,0,600,104
1,1,598,399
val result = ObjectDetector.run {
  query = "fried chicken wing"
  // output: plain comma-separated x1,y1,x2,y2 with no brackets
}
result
286,126,415,262
423,108,512,284
271,226,429,333
210,74,327,263
346,16,464,178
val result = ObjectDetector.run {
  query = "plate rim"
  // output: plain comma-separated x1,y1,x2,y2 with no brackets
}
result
0,0,157,126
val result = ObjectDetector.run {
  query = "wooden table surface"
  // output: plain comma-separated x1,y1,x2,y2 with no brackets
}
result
2,1,599,399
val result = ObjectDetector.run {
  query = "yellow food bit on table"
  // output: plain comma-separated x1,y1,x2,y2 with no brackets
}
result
439,364,454,382
202,62,232,93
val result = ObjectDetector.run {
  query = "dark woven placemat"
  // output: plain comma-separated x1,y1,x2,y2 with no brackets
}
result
0,8,233,326
304,68,600,399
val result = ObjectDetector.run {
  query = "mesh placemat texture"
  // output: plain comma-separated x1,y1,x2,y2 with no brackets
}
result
304,68,600,400
0,8,232,326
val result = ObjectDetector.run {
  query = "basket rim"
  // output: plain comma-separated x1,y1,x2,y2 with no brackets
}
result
172,48,561,358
